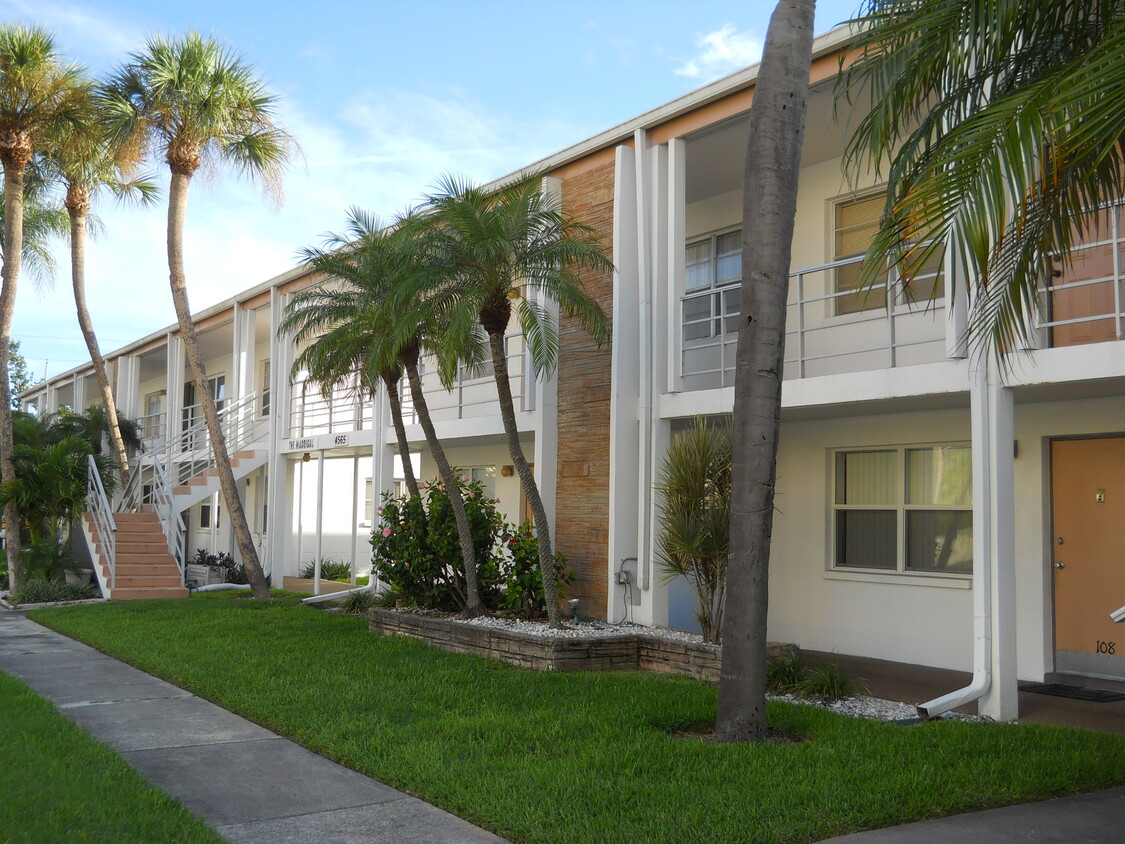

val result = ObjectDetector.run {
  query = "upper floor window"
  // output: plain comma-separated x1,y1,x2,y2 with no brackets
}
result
833,444,972,576
683,229,741,341
833,192,943,315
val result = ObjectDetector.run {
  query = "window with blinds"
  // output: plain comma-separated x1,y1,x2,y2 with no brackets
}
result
833,444,972,575
833,192,944,315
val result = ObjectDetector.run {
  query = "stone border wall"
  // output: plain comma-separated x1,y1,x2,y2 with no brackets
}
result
368,609,793,683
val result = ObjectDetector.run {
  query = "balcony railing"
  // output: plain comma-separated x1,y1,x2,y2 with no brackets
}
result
288,332,528,436
1037,202,1125,348
680,255,947,390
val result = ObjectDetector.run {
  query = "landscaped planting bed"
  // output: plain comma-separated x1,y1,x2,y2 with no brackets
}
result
367,607,792,681
29,595,1125,844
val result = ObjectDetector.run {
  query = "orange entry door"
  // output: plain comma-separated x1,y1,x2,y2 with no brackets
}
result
1051,437,1125,680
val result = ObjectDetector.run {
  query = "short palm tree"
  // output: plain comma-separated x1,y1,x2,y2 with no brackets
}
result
0,24,88,593
421,173,612,627
101,32,294,599
46,96,158,484
284,211,490,614
837,0,1125,355
1,411,116,581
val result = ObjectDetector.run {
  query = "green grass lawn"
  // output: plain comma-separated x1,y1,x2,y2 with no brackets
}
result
29,595,1125,844
0,671,224,844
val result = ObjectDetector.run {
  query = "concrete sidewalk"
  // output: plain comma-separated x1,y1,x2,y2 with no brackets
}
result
0,611,504,844
823,786,1125,842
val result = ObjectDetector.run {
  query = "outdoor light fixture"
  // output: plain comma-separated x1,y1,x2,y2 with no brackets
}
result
501,465,514,477
301,452,311,463
568,598,580,624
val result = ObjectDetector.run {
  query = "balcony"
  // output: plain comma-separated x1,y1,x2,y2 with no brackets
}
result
288,332,529,437
679,254,948,391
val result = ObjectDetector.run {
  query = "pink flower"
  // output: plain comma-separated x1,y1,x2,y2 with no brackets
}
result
467,492,476,499
494,498,500,504
382,527,392,537
462,474,469,482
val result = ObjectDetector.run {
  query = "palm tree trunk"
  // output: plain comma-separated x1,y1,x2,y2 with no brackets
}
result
716,0,815,743
167,170,270,599
486,328,561,628
381,369,419,499
68,191,130,486
0,156,26,593
402,354,484,616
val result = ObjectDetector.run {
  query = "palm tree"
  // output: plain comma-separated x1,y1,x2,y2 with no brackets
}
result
46,97,158,485
101,32,294,600
283,211,490,614
0,25,88,594
716,0,816,743
837,0,1125,354
421,173,612,627
1,411,116,581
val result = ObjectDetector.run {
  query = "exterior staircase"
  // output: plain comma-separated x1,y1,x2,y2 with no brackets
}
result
84,511,189,600
79,392,269,602
171,448,269,510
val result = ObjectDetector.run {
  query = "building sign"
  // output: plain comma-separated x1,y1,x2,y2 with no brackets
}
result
288,437,314,451
332,433,350,447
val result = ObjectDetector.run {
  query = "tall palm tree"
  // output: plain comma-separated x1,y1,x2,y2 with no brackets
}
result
837,0,1125,354
717,0,816,743
100,32,294,600
421,173,612,627
0,25,88,594
46,99,158,485
283,211,490,614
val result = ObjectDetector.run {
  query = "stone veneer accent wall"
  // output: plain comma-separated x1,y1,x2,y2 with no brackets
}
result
554,158,616,619
368,609,795,684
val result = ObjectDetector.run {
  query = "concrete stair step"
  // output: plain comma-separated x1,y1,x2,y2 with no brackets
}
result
114,574,184,588
116,553,177,567
114,562,180,575
115,542,169,554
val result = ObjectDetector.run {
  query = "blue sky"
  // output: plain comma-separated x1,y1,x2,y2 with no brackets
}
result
1,0,861,381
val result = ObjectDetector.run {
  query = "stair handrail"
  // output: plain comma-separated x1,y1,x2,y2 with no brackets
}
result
86,454,117,590
123,390,264,512
150,456,187,582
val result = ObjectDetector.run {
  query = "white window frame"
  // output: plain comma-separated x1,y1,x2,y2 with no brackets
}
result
829,189,945,318
830,443,972,579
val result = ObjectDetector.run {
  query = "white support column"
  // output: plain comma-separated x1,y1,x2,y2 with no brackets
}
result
166,333,185,449
265,289,293,584
232,303,256,403
350,456,360,585
945,248,968,359
72,372,86,411
116,356,140,419
666,138,687,394
971,358,1018,721
647,142,672,626
314,449,325,595
607,142,641,622
533,177,562,553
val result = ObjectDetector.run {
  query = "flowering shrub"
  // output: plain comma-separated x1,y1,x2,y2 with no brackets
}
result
496,519,573,619
370,475,504,611
371,476,572,617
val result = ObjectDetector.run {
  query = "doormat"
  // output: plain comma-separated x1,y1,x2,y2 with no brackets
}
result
1019,683,1125,703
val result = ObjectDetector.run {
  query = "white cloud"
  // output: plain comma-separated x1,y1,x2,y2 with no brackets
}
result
674,24,763,81
0,0,143,63
13,86,583,379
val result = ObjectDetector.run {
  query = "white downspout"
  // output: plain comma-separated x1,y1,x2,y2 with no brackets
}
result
918,358,993,719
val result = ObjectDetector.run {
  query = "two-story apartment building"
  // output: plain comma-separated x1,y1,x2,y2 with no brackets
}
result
26,25,1125,720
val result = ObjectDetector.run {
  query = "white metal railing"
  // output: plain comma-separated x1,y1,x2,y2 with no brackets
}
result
138,411,166,448
86,454,117,590
1036,202,1125,347
679,255,947,389
124,390,266,511
400,333,528,425
288,332,528,435
289,376,374,438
